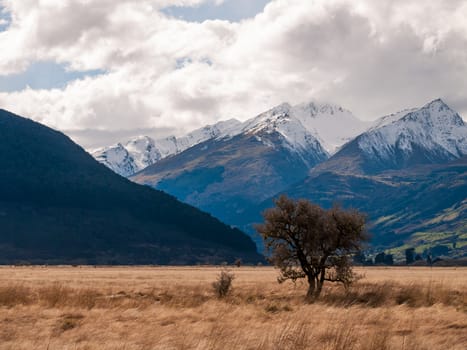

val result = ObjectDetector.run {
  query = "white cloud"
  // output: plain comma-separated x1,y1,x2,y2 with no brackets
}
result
0,0,466,147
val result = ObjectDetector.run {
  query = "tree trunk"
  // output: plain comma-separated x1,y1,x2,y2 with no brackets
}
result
314,269,326,298
315,280,324,298
306,275,316,301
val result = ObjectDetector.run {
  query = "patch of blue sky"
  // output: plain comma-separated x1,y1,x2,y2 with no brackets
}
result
175,57,193,69
0,5,11,32
162,0,272,23
0,61,105,92
175,56,213,69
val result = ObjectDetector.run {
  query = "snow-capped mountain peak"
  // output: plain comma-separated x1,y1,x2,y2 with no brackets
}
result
293,101,347,117
267,102,293,115
403,99,465,127
91,118,243,177
238,100,368,155
358,98,467,163
91,99,389,176
239,106,325,157
179,118,243,146
93,142,138,177
91,100,369,176
291,101,370,153
240,103,293,133
124,135,162,172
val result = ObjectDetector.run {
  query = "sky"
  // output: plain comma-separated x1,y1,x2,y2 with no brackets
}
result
0,0,466,148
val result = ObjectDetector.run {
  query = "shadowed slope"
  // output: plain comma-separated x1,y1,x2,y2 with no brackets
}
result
0,109,261,264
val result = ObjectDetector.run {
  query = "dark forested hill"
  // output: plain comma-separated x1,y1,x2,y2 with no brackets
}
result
0,109,261,264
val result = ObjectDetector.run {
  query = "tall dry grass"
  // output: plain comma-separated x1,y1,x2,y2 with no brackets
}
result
0,266,465,350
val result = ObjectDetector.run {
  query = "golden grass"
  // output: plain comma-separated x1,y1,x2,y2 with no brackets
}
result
0,266,466,350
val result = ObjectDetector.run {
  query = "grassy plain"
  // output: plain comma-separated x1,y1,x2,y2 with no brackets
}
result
0,266,466,350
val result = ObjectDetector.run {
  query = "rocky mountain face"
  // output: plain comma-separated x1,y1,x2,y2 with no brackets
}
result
0,109,261,264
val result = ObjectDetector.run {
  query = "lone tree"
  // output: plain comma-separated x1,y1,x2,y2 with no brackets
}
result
256,195,368,300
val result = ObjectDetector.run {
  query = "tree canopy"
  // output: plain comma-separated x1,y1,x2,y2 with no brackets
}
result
256,195,369,300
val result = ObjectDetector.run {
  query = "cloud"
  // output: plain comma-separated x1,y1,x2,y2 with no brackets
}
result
0,0,466,148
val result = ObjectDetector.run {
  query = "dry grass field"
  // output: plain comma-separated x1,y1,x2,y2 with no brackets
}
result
0,266,466,350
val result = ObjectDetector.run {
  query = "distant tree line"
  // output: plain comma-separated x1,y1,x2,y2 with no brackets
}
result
352,245,451,266
405,247,449,266
352,251,394,266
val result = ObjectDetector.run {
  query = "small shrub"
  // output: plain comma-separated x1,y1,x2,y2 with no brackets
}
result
212,269,235,298
265,304,280,313
53,313,84,335
265,303,293,313
60,320,76,332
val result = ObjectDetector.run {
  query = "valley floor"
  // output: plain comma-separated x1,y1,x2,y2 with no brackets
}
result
0,266,466,350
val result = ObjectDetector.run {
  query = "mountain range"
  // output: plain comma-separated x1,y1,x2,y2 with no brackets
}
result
317,99,467,175
132,105,329,227
92,102,368,177
92,119,243,176
287,99,467,257
0,109,261,264
95,99,467,259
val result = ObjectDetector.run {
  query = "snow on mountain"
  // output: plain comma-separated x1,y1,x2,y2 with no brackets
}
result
291,102,370,153
92,143,138,177
124,136,162,171
358,99,467,162
368,108,418,131
176,118,242,150
239,103,328,160
92,137,161,177
149,136,179,160
238,101,369,154
130,105,330,233
92,100,367,176
91,119,242,176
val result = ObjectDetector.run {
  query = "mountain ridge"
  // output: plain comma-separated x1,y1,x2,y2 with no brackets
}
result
92,118,243,176
92,100,367,176
131,108,329,229
311,99,467,175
